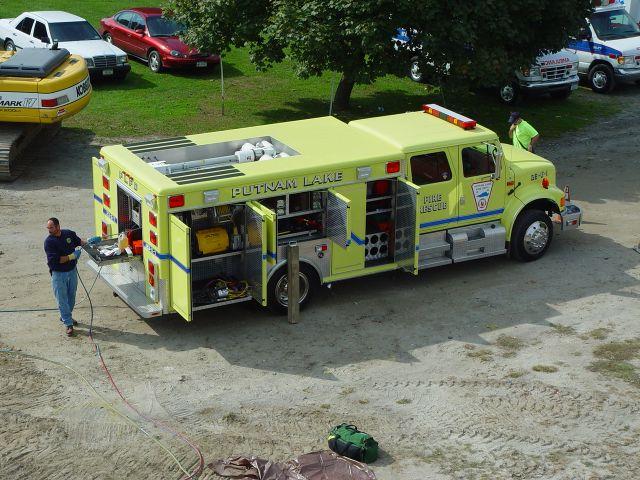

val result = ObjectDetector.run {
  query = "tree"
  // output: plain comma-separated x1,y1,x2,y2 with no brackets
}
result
166,0,593,110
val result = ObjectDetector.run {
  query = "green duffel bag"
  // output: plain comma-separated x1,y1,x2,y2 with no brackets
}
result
327,423,379,463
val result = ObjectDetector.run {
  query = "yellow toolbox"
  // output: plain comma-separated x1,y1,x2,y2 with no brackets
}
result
195,227,230,255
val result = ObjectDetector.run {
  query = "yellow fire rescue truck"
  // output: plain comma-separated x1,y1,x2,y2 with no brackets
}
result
86,104,582,320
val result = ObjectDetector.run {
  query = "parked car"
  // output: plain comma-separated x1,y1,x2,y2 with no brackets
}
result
99,8,220,73
0,11,130,80
394,28,579,104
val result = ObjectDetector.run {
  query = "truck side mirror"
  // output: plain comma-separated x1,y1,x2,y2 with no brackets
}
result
490,147,503,180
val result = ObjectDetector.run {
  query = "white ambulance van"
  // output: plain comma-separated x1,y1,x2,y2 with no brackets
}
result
567,0,640,92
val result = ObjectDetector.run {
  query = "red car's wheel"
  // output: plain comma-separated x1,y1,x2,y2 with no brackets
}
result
103,32,113,43
148,50,162,73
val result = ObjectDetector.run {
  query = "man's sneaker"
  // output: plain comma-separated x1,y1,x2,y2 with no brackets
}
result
66,326,74,337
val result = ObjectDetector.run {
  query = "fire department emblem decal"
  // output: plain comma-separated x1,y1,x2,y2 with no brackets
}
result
472,181,493,211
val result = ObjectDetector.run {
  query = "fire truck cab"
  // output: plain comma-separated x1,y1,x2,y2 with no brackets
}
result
88,105,581,321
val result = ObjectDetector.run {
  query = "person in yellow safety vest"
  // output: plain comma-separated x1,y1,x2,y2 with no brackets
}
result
508,112,540,153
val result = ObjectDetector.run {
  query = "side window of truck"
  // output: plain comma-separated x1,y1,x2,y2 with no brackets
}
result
462,145,495,177
410,151,452,185
16,17,35,35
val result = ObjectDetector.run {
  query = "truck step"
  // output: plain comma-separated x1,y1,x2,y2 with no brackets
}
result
418,231,452,270
447,222,507,263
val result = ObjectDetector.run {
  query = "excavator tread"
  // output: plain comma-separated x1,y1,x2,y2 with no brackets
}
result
0,123,60,181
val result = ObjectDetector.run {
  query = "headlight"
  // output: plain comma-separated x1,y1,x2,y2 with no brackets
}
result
530,66,541,77
170,50,182,57
620,56,635,67
85,57,94,67
116,54,127,65
572,61,579,71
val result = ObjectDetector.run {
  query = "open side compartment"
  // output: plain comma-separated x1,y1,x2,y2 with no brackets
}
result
364,179,396,266
168,202,270,320
394,178,420,274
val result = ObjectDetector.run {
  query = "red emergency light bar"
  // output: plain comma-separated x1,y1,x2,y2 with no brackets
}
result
422,104,477,130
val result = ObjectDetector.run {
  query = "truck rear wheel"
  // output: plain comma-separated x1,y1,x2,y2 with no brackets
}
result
267,263,318,314
588,64,615,93
510,210,553,262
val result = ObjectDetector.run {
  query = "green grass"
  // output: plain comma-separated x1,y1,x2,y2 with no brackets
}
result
3,0,621,138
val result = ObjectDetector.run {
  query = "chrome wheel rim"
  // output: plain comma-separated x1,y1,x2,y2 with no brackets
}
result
275,272,310,307
592,71,607,89
500,85,515,102
6,41,15,51
410,62,422,82
523,221,549,255
105,34,112,43
149,53,160,71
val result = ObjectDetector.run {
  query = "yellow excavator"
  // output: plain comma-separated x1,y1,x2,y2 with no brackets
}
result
0,47,91,180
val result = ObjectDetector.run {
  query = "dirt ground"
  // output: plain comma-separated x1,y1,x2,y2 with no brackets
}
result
1,86,639,480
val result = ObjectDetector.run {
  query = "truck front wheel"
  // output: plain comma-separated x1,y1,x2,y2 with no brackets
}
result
510,210,553,262
267,263,319,314
498,83,519,104
588,64,615,93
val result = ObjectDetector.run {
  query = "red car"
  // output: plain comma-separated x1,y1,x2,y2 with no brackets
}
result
99,7,219,73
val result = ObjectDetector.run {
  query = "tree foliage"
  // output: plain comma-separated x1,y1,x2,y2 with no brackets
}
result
166,0,593,110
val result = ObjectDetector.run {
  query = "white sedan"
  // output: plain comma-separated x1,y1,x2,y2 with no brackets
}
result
0,11,130,80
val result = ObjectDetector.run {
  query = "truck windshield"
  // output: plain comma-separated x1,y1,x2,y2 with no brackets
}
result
49,21,101,42
147,16,185,37
590,9,640,40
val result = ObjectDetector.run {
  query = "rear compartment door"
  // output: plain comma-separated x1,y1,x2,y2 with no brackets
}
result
257,203,278,267
169,214,192,321
395,178,420,274
326,189,352,249
245,201,268,306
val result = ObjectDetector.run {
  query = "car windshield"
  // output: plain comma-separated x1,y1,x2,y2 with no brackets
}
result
147,16,185,37
48,21,101,42
590,9,640,39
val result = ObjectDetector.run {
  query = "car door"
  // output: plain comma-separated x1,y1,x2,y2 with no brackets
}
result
127,13,147,58
456,142,505,227
12,15,35,48
32,20,51,47
111,11,134,52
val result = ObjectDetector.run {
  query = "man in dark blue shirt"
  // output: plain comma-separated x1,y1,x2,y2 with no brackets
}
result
44,217,99,337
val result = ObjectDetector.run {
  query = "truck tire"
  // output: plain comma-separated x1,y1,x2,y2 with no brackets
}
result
510,209,553,262
4,39,15,51
409,57,423,82
588,64,615,93
550,88,572,100
267,263,319,314
498,83,519,104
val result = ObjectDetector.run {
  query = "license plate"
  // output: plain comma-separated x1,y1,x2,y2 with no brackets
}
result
196,61,207,67
103,68,114,76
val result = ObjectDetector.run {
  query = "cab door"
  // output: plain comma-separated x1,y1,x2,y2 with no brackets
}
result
169,214,192,321
245,201,268,306
457,142,505,226
408,148,459,232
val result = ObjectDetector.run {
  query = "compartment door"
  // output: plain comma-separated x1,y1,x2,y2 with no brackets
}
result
169,214,192,321
256,203,278,267
245,201,268,306
327,189,352,249
395,178,420,274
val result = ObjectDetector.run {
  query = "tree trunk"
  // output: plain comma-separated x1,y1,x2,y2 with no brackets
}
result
333,75,355,111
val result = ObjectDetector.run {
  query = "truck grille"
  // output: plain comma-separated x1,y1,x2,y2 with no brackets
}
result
93,55,117,68
541,65,571,80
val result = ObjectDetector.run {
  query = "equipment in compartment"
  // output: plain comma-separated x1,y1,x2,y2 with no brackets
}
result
193,277,250,305
364,232,390,261
365,179,395,264
196,227,230,255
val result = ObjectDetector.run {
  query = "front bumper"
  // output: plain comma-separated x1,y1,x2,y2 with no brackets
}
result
553,203,582,231
88,63,131,79
519,76,579,93
614,67,640,81
161,55,220,69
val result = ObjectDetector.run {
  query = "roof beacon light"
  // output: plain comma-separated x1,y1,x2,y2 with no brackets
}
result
422,104,477,130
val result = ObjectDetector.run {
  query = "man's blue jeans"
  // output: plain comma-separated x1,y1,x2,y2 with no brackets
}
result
51,269,78,327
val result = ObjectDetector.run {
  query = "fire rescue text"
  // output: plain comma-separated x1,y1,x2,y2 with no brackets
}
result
421,193,447,213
